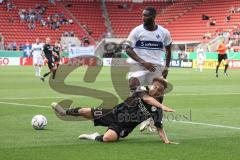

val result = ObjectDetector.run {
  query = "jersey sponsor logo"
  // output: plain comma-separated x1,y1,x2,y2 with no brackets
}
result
138,98,151,116
33,48,42,51
151,106,157,112
135,40,163,50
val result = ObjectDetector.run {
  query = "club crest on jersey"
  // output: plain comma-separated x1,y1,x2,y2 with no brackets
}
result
151,106,157,112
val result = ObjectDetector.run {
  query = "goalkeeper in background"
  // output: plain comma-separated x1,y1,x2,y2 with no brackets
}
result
216,39,229,77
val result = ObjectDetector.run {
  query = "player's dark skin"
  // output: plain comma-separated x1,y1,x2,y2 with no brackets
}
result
126,9,172,90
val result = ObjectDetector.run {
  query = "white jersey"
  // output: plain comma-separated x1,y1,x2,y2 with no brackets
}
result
197,48,206,62
127,24,172,65
32,43,43,57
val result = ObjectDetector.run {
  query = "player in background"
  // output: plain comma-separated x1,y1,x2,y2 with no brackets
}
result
126,7,172,132
40,37,57,82
31,38,43,77
216,39,229,77
196,47,206,72
52,78,177,144
52,40,61,78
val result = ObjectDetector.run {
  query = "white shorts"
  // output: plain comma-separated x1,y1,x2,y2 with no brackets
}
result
33,56,43,65
128,63,164,85
197,60,205,65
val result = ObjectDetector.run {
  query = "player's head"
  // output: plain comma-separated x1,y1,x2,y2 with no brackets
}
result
142,7,157,25
36,38,40,44
221,39,226,44
149,78,167,97
46,37,51,44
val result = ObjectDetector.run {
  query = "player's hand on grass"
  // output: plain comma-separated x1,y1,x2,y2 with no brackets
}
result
162,105,175,112
141,62,157,72
164,141,179,145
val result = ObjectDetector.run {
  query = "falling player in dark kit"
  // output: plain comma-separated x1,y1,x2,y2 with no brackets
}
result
52,78,178,144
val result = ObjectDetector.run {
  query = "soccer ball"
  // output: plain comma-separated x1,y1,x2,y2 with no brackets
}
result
31,115,47,130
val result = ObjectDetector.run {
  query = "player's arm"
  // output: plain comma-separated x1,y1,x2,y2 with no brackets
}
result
142,94,175,112
157,128,178,144
52,50,58,58
163,32,172,78
30,46,34,56
126,46,156,72
165,43,172,68
125,28,156,72
41,49,47,62
158,128,169,143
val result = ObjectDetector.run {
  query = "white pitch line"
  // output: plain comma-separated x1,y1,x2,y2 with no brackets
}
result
0,101,50,109
0,97,65,100
173,120,240,130
1,92,240,100
1,101,240,131
168,93,240,96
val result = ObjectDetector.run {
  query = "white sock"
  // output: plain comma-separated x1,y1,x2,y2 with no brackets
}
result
34,66,38,76
38,67,42,77
200,66,203,72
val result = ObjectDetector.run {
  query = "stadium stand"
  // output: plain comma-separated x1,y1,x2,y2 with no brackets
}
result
165,0,240,42
106,1,171,37
0,0,93,49
0,0,239,48
61,0,107,40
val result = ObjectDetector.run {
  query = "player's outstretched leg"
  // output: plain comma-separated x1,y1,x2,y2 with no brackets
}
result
51,102,67,116
79,129,118,142
51,102,93,119
34,64,38,77
224,63,229,76
216,63,220,78
38,65,42,77
40,71,51,82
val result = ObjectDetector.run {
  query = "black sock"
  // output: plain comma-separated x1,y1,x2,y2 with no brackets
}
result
66,107,81,116
52,70,56,79
224,64,228,73
216,65,219,74
95,135,104,142
43,72,51,78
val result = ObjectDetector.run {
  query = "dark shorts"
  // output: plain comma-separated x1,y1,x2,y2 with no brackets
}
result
54,57,60,63
47,59,55,69
91,108,135,139
218,54,228,63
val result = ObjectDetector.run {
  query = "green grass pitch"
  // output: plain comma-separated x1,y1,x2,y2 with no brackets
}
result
0,66,239,160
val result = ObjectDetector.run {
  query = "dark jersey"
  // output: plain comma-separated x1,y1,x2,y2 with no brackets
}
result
113,86,162,128
53,46,61,57
92,86,163,138
43,44,53,60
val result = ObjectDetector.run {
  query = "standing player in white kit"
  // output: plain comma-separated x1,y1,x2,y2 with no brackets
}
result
31,38,43,77
125,7,172,132
196,47,206,72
